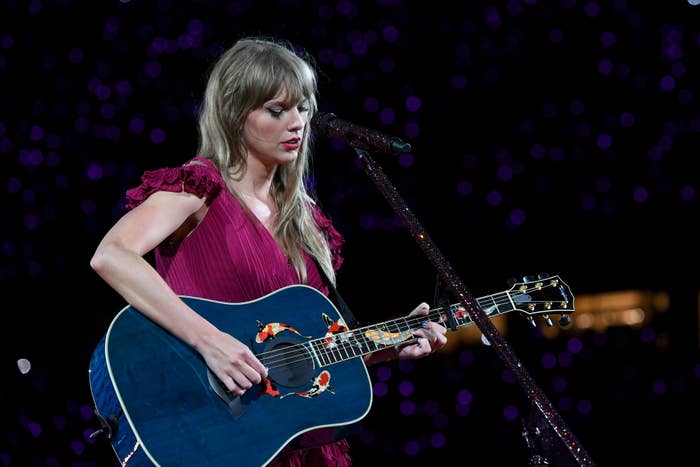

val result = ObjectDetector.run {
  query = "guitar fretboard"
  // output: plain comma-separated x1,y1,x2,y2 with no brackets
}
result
308,290,516,367
255,276,570,370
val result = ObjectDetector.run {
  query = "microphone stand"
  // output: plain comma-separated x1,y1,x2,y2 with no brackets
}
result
349,146,595,466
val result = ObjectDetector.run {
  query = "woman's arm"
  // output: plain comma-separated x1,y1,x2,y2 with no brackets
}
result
90,190,267,395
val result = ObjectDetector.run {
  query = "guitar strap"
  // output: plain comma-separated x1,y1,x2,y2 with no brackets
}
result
311,259,363,444
313,259,359,329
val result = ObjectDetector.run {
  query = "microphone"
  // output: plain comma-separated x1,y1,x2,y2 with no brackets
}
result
311,112,412,155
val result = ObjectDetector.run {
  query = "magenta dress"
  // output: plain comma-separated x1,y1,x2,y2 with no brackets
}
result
125,156,352,466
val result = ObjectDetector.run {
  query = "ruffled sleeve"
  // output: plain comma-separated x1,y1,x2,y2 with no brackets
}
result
311,205,345,271
124,161,223,210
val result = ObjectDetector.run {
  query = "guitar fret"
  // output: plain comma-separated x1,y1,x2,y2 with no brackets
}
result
350,338,360,357
326,343,338,364
378,322,392,348
347,331,360,355
354,329,375,355
341,337,355,359
351,332,365,357
313,339,331,367
336,337,350,361
433,310,447,328
346,335,357,358
486,294,499,315
474,296,490,312
370,335,382,352
436,302,472,329
362,326,383,353
322,338,335,364
384,320,403,347
346,334,360,358
400,319,413,344
446,304,457,326
311,339,323,366
504,291,516,313
305,341,320,367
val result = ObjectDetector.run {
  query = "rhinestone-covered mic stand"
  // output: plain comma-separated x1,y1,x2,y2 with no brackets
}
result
350,145,595,466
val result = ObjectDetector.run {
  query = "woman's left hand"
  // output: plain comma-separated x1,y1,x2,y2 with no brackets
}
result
395,302,448,360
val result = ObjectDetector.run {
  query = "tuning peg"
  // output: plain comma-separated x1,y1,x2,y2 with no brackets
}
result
543,314,553,327
526,316,537,327
558,314,572,327
537,272,551,279
507,277,518,287
523,275,538,283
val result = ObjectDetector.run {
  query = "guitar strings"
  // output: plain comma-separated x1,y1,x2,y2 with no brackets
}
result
256,285,565,371
259,314,434,371
256,299,472,368
257,288,558,370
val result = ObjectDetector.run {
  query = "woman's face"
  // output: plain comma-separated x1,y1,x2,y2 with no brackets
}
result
242,90,310,169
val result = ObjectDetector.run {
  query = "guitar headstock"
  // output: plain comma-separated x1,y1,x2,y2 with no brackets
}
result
508,274,575,327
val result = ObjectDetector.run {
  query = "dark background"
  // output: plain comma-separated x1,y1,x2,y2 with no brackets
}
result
2,0,699,465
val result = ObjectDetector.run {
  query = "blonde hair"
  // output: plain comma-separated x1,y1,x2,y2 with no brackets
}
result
197,37,335,284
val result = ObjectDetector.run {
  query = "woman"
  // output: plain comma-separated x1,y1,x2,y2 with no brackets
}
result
90,36,447,466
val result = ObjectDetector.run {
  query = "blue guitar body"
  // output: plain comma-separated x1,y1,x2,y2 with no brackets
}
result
88,285,372,466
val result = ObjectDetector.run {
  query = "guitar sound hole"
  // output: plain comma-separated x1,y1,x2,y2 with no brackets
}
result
265,340,313,388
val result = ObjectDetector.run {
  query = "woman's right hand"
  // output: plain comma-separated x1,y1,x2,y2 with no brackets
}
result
199,330,269,396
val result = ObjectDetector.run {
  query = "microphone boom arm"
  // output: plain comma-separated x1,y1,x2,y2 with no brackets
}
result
312,112,411,155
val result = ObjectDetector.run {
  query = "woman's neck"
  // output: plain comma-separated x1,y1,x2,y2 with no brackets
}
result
229,179,273,202
229,159,277,201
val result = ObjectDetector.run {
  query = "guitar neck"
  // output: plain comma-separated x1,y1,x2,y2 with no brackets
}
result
306,290,513,368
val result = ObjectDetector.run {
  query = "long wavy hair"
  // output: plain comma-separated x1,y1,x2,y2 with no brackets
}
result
196,37,335,285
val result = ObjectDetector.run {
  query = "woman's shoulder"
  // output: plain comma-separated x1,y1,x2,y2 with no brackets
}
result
124,156,224,210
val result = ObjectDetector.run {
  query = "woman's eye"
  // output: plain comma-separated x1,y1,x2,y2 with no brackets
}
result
267,108,283,118
297,105,310,113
